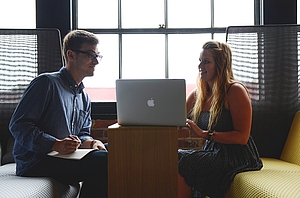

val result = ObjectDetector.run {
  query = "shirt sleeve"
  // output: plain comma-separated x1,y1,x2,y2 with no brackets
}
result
9,75,56,155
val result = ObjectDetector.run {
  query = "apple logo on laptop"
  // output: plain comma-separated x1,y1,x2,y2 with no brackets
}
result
147,98,155,107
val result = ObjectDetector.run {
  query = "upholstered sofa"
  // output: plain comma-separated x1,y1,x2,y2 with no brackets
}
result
225,110,300,197
0,136,81,198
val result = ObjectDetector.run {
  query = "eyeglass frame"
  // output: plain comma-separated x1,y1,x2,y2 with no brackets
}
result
71,49,103,61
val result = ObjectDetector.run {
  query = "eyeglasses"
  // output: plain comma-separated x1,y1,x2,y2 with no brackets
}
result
72,50,103,61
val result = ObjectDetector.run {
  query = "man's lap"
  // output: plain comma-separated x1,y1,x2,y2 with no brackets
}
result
23,150,108,185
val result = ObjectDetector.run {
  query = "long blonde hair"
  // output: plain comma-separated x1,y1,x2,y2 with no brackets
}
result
191,41,236,130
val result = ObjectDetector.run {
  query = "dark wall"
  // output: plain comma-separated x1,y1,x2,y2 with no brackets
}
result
36,0,71,39
264,0,297,24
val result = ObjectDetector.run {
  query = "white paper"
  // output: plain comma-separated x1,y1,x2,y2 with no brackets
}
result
47,149,95,160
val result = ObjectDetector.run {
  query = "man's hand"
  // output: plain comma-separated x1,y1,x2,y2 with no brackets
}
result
52,135,81,155
79,139,107,152
91,139,107,152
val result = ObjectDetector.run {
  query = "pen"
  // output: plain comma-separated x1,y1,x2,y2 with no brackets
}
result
68,135,76,140
68,135,82,145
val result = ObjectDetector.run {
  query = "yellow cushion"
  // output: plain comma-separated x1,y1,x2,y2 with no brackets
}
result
280,111,300,165
225,111,300,198
225,158,300,198
261,158,300,172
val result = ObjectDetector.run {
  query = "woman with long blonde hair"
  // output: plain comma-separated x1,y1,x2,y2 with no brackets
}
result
178,41,262,198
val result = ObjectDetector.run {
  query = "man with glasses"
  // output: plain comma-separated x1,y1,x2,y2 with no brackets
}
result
9,30,107,198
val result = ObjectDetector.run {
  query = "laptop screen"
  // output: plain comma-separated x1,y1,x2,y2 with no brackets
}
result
116,79,187,126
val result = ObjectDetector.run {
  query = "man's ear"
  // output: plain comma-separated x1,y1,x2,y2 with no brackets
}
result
67,50,75,62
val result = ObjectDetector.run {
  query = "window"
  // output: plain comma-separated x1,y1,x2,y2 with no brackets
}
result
76,0,258,102
0,0,36,29
0,1,36,103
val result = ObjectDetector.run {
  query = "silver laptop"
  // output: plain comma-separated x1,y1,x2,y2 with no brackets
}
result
116,79,187,127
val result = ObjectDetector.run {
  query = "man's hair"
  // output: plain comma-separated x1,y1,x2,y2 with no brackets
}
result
62,30,99,63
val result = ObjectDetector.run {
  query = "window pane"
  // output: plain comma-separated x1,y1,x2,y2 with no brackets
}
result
122,34,165,78
78,0,118,29
214,0,254,27
213,33,226,43
0,0,35,28
168,0,211,28
122,0,164,28
83,34,119,102
168,34,211,94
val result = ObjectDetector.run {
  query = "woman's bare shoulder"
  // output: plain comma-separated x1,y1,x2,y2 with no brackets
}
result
228,82,248,95
226,82,251,107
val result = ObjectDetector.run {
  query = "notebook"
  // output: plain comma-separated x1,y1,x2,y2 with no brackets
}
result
116,79,187,127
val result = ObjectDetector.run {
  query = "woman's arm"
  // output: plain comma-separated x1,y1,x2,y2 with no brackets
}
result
217,83,252,144
186,83,252,145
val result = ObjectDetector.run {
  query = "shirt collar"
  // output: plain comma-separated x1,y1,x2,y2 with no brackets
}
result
59,67,85,94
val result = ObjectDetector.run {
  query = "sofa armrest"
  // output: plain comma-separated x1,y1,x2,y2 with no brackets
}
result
280,110,300,165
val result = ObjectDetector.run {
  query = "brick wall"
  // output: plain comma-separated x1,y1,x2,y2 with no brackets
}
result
91,120,205,150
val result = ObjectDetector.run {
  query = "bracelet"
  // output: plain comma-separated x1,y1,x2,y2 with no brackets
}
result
90,140,96,148
206,130,215,141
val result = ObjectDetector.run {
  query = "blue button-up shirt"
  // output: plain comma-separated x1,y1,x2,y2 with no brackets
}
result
9,67,93,176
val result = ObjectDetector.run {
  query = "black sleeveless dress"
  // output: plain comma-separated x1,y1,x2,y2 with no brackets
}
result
178,108,262,198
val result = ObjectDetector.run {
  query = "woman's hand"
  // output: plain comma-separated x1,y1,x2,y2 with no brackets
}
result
186,119,206,139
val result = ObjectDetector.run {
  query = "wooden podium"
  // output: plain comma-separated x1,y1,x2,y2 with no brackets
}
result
108,124,178,198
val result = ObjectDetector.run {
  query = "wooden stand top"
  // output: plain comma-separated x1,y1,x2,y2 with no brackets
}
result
108,123,181,130
108,123,183,129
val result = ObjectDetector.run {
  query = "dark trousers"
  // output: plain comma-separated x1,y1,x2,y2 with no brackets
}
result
23,149,108,198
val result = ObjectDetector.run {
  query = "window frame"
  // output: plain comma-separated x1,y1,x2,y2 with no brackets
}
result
72,0,262,119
